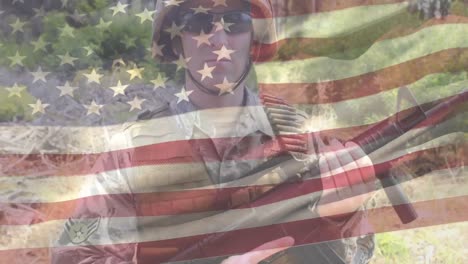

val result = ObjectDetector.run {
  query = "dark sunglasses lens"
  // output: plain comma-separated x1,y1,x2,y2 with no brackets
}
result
182,13,213,33
223,12,252,33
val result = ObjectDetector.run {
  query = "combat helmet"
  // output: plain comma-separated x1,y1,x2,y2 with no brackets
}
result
151,0,278,63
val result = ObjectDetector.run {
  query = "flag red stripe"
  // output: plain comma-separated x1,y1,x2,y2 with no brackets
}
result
2,194,467,263
1,96,464,178
259,48,468,104
2,145,464,225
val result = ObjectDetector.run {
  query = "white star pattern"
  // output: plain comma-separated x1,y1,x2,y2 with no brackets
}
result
57,81,77,97
7,83,26,97
197,63,215,81
84,69,103,84
8,51,26,67
212,45,235,61
128,96,146,111
84,101,103,116
110,2,128,16
214,77,235,95
151,74,168,90
174,55,192,71
164,0,184,7
29,99,49,115
58,52,78,66
10,18,26,33
174,87,193,104
31,67,50,83
192,31,214,47
136,8,156,23
109,80,128,96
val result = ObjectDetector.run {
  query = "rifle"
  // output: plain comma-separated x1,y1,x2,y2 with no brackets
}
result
139,89,467,263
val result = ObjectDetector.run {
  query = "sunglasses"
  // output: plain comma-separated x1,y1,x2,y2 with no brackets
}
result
178,10,252,34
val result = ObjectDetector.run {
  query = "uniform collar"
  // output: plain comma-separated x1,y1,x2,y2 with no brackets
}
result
169,87,274,139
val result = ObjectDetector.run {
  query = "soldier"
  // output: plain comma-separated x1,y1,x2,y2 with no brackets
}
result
52,0,376,263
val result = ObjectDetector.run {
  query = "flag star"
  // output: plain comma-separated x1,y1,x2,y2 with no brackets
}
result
174,87,193,104
9,18,26,33
96,18,112,30
212,45,235,61
31,67,50,83
151,74,168,89
191,5,209,14
109,80,128,96
164,0,184,7
8,51,26,67
192,30,213,47
58,52,78,66
173,55,191,71
136,8,156,23
57,81,77,97
165,22,184,39
152,43,165,57
6,83,26,97
127,96,146,111
60,24,75,38
214,18,234,32
121,35,137,49
212,0,227,7
84,101,103,116
126,65,144,80
29,99,49,115
197,63,215,81
214,77,235,95
83,46,94,56
31,37,48,52
110,2,128,16
84,69,103,84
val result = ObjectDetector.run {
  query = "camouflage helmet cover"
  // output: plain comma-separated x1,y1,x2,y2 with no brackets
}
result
151,0,277,63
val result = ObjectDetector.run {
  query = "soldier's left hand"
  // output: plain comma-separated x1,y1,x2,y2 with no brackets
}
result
315,137,376,217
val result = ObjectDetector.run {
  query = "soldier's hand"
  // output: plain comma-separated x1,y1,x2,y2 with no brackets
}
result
221,236,294,264
315,137,376,218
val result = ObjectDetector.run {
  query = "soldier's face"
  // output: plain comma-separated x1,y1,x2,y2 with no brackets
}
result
179,0,252,93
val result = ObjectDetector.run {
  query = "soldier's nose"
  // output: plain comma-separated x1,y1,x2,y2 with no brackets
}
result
209,22,229,47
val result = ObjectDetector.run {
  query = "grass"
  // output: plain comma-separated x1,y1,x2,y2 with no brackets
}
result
371,163,467,264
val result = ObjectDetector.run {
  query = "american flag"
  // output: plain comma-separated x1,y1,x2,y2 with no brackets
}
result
0,0,466,263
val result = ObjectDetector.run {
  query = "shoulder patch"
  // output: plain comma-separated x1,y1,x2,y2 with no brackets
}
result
65,217,100,244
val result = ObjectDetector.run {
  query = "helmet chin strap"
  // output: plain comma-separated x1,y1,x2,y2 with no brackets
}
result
186,59,252,96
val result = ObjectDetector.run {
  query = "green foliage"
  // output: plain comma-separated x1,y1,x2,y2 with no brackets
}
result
375,232,411,263
0,87,35,122
76,0,111,13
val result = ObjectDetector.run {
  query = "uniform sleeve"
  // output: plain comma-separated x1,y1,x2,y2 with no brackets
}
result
51,132,137,264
